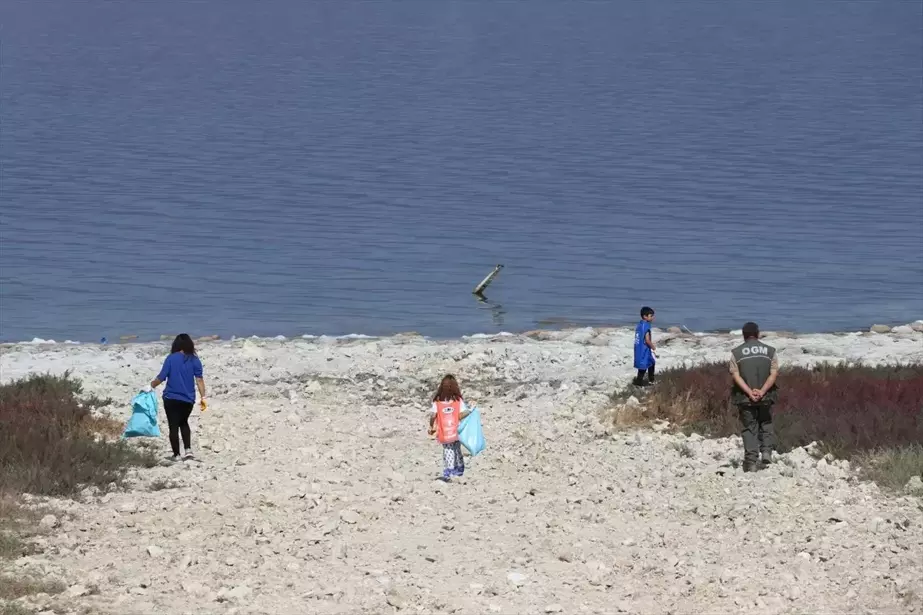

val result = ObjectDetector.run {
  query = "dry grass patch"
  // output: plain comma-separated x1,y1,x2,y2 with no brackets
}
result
609,362,923,488
0,499,39,561
0,602,34,615
629,362,923,452
0,373,158,496
148,479,180,492
0,575,64,601
79,414,125,440
0,374,160,610
857,445,923,492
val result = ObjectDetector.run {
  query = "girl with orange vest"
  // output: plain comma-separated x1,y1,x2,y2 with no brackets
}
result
428,374,472,480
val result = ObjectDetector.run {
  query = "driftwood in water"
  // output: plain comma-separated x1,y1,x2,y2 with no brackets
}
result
473,264,504,295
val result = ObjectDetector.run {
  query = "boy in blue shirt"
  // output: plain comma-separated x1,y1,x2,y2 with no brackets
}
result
633,306,657,386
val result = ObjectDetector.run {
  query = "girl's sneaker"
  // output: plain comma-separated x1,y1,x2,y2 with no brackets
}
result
168,454,181,463
184,452,195,461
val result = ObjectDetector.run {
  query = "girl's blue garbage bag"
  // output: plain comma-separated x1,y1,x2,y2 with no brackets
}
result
458,407,486,456
123,390,161,438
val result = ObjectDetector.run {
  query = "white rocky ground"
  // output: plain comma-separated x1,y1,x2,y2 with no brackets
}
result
2,325,922,615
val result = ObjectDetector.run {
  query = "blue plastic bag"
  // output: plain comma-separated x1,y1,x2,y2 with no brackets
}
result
457,407,486,456
123,391,161,438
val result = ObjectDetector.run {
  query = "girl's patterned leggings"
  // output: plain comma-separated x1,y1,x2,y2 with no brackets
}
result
442,441,465,478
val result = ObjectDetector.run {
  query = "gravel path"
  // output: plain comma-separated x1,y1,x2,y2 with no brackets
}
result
3,328,922,614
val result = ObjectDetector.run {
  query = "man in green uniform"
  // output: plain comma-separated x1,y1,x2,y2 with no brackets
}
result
730,322,779,472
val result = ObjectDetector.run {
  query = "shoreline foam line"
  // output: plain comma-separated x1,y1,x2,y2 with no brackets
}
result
2,320,922,348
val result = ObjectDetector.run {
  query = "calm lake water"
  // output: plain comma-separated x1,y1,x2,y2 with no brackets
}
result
1,0,921,342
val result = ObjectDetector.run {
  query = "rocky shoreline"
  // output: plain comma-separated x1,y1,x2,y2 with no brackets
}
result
1,325,922,614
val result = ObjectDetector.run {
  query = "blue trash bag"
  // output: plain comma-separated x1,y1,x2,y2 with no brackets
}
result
457,407,486,456
123,390,161,438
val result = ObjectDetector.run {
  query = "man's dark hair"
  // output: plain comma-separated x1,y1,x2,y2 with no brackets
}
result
742,322,760,340
640,306,655,318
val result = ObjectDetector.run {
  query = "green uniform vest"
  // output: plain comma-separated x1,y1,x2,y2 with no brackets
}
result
731,339,778,405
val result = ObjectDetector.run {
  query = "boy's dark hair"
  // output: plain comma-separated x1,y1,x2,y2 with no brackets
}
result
171,333,197,356
640,306,655,318
742,322,760,340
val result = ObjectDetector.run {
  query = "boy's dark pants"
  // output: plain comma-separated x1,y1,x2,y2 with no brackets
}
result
635,365,655,384
738,402,775,463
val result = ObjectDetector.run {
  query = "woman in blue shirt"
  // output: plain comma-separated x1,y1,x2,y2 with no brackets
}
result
151,334,206,461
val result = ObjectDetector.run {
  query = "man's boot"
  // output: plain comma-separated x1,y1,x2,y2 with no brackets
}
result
760,451,773,467
743,460,759,473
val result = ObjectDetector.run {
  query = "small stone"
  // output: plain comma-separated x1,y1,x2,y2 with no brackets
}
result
118,502,138,514
786,586,802,601
910,320,923,333
146,545,164,558
334,542,348,559
507,571,528,586
339,510,361,524
321,518,339,535
39,515,59,530
870,324,891,334
622,538,636,547
615,600,632,613
545,605,563,613
905,476,923,495
227,585,252,600
652,420,670,433
66,584,91,598
868,517,886,534
557,551,574,563
182,581,208,596
386,589,409,610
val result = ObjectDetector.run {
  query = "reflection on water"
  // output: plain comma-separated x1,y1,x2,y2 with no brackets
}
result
474,294,506,328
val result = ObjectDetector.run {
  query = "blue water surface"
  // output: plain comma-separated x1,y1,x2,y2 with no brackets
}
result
1,0,921,341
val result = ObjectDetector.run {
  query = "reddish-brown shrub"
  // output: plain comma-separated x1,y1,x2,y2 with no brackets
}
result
0,373,156,497
640,363,923,456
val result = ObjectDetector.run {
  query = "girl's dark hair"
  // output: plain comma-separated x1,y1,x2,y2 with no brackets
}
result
433,374,462,402
171,333,197,356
